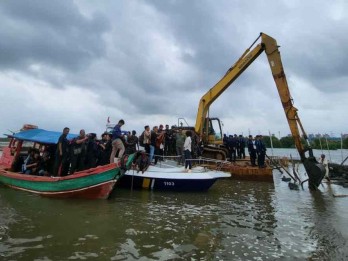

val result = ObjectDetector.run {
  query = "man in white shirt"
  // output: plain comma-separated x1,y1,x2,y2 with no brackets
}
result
319,154,330,182
183,130,192,172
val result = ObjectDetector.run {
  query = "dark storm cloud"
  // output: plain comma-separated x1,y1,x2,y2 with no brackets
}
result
146,0,348,95
145,0,238,87
0,0,347,137
0,0,109,74
136,0,278,112
285,27,348,93
82,0,243,117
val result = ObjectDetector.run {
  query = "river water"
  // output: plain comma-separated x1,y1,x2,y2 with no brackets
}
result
0,149,348,260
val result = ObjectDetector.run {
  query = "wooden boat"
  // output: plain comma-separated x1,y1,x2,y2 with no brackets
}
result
118,159,231,191
0,127,134,199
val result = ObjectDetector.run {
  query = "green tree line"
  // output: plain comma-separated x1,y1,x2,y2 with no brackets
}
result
261,136,348,150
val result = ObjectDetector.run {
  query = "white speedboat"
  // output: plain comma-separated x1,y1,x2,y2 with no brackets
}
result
118,159,231,191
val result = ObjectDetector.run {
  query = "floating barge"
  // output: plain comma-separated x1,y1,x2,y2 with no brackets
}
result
195,157,273,182
223,165,273,182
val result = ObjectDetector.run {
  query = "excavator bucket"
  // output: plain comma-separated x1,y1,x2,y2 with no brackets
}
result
303,158,326,190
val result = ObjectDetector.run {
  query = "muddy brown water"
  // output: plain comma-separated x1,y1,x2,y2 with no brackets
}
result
0,149,348,260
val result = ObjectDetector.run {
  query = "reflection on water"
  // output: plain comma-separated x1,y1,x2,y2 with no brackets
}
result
269,148,348,165
0,170,348,260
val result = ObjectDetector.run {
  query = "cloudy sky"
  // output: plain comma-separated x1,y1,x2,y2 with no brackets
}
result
0,0,347,138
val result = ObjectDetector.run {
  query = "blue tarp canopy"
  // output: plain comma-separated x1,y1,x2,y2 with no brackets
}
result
12,129,78,145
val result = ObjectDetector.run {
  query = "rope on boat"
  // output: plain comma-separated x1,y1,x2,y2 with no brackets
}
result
332,194,348,198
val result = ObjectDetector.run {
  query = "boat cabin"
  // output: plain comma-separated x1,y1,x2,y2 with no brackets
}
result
0,126,77,175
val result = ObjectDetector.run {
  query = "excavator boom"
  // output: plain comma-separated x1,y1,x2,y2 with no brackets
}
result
195,41,264,134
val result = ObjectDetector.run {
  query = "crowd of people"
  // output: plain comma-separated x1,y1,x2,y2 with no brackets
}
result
52,121,141,176
19,120,139,176
53,127,115,176
20,119,269,176
21,147,51,176
50,120,192,176
137,124,193,172
223,134,267,168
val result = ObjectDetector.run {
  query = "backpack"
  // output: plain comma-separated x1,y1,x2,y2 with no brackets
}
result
139,131,145,147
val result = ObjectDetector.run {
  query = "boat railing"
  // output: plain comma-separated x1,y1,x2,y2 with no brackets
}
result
190,157,231,171
148,152,230,171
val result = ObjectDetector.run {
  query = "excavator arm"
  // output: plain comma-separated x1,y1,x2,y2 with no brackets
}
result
261,33,325,190
195,32,325,189
261,34,307,159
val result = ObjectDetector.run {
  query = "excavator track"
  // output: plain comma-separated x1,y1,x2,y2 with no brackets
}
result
202,146,227,161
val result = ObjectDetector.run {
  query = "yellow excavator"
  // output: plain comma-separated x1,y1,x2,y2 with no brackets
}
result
183,32,325,190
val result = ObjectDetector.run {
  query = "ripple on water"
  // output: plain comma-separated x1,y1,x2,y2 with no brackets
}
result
1,237,45,258
68,252,98,259
0,172,348,260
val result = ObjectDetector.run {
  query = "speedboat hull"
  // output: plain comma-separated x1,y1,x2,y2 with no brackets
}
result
118,164,231,191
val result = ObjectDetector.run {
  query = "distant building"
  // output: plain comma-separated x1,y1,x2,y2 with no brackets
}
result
315,133,322,138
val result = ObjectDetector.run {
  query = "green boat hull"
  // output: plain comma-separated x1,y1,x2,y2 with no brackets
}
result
0,154,136,199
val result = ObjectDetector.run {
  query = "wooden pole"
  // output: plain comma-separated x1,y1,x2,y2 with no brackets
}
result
341,133,344,162
325,136,332,162
269,130,274,156
319,136,323,154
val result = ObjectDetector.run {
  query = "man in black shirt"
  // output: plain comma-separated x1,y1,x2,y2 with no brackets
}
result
227,135,237,162
53,127,70,176
126,130,139,154
164,125,174,156
70,129,89,174
256,135,267,168
247,135,257,166
239,135,246,159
